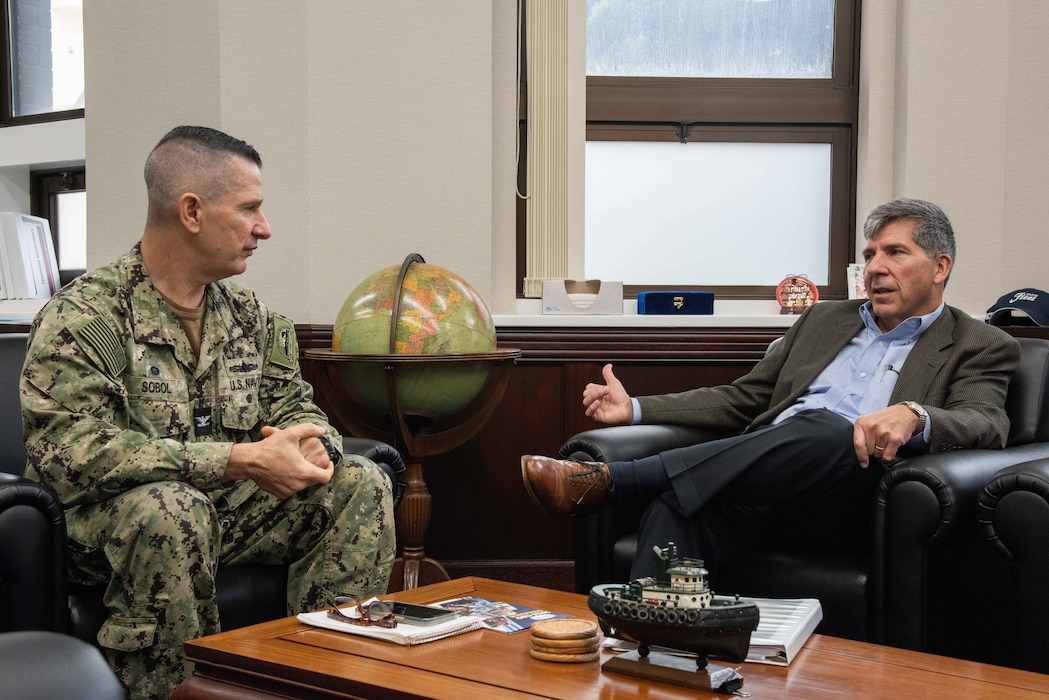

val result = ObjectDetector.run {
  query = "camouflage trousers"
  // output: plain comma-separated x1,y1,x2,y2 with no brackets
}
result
64,455,396,700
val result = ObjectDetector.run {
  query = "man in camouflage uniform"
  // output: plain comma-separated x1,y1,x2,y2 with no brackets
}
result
20,126,396,699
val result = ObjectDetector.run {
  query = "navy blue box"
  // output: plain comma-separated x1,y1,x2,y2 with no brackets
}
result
637,291,714,315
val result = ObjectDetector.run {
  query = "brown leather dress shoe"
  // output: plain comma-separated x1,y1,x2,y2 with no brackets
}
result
521,455,612,515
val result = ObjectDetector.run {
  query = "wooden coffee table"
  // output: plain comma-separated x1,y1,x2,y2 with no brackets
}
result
173,577,1049,699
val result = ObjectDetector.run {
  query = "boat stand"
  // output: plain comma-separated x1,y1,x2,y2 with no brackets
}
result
602,650,744,694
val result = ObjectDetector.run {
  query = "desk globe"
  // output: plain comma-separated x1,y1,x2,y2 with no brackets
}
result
305,254,520,590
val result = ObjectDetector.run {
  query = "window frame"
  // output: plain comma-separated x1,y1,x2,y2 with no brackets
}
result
30,166,85,279
516,0,860,301
1,0,85,126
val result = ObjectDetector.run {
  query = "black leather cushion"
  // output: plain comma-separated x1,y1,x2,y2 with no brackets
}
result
718,549,868,641
0,631,124,700
0,474,68,633
1005,337,1049,445
214,564,289,631
0,333,28,475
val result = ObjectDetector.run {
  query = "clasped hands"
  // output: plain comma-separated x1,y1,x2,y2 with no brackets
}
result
224,422,336,499
582,363,920,470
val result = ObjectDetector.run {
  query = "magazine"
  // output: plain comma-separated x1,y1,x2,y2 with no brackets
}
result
433,595,574,634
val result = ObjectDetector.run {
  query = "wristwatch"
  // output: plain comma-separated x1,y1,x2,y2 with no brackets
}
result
900,401,928,437
319,435,342,467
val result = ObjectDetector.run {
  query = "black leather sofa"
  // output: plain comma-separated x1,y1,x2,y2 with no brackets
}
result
0,331,407,643
562,336,1049,667
978,455,1049,673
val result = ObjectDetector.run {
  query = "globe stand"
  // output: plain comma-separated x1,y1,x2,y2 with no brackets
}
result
304,349,520,591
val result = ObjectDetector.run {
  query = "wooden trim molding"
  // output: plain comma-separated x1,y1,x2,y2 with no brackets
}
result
296,323,789,362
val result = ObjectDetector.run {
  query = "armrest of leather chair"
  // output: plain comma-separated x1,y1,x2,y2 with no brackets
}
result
560,424,725,593
560,424,725,464
0,473,69,634
342,436,407,507
976,456,1049,673
873,443,1049,649
978,456,1049,560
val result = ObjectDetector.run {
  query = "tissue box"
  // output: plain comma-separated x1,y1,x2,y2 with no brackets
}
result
637,291,714,315
542,279,623,315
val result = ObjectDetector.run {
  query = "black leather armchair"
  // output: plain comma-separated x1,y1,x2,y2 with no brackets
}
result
0,332,407,643
977,455,1049,674
0,631,124,700
563,336,1049,665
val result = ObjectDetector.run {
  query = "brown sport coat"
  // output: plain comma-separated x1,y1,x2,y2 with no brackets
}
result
637,300,1021,453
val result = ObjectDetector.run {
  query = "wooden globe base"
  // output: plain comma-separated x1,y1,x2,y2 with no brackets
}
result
304,349,520,591
388,459,450,591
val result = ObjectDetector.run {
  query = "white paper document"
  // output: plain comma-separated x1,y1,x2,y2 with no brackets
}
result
297,605,483,646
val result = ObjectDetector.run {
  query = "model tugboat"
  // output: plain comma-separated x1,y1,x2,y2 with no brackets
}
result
588,542,760,666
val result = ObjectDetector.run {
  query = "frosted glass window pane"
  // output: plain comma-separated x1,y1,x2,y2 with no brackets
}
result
56,190,86,269
586,0,834,79
585,141,831,286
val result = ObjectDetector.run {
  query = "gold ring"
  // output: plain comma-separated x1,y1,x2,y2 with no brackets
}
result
874,445,885,450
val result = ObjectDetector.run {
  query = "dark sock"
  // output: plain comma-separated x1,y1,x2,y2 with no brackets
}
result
607,455,672,503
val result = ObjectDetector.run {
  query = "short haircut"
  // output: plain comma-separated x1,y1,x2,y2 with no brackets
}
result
143,126,262,224
862,198,956,262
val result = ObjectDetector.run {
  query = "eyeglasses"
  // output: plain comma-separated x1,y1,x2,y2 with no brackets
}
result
327,595,398,628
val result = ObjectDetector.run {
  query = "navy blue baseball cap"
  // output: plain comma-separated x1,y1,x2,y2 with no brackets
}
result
986,288,1049,327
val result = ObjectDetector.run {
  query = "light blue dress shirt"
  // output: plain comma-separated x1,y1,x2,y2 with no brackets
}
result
631,301,944,445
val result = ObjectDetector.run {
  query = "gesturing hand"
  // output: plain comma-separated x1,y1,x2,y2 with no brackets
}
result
582,363,634,425
225,423,335,500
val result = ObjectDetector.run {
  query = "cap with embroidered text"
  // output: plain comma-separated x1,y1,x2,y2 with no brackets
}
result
985,288,1049,327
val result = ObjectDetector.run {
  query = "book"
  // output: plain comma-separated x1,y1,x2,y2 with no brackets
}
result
297,602,484,646
432,595,575,634
0,212,60,300
847,263,867,300
601,596,822,667
745,597,822,666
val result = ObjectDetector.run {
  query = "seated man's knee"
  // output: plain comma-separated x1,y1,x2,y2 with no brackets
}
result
332,456,394,507
115,481,220,553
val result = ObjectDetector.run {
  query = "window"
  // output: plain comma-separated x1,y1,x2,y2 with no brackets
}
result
586,0,834,79
31,167,85,284
586,139,832,286
518,0,859,300
2,0,84,125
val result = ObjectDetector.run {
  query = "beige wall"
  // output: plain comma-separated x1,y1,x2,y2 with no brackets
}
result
83,1,518,322
859,0,1049,316
79,1,1048,324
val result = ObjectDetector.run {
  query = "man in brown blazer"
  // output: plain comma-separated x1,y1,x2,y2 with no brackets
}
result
522,199,1021,579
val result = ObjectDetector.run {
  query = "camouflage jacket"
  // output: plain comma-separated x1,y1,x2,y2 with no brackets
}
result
20,244,341,509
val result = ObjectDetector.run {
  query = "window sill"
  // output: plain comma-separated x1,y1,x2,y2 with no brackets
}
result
494,298,801,328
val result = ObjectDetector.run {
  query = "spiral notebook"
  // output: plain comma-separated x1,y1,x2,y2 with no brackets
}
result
297,607,483,646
